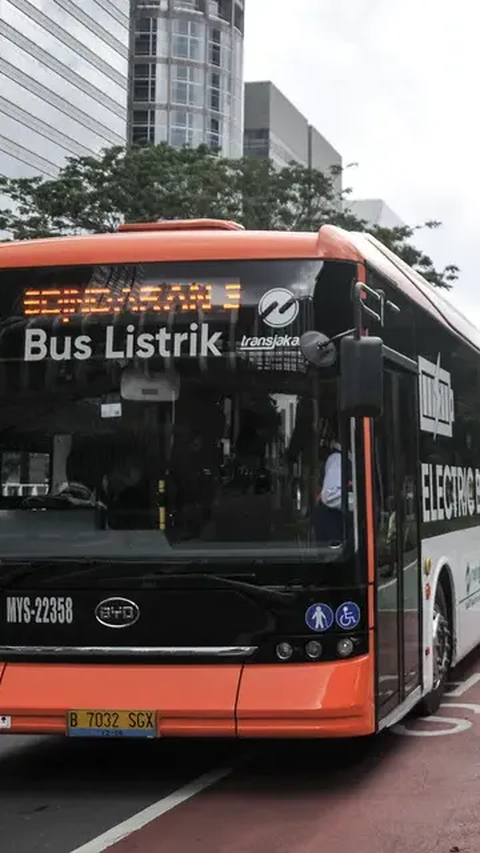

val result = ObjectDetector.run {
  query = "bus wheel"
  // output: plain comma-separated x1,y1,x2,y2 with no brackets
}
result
417,582,452,717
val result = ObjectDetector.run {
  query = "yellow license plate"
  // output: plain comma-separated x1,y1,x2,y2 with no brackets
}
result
67,709,157,738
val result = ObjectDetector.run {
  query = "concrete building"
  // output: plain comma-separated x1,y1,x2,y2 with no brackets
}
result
243,81,342,194
0,0,130,182
130,0,244,158
347,198,405,229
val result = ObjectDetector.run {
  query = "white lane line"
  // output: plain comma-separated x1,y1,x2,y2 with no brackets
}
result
446,672,480,697
68,764,234,853
379,560,417,591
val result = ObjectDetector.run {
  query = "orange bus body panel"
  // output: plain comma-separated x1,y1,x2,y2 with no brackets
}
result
236,649,375,738
0,663,242,737
0,653,375,738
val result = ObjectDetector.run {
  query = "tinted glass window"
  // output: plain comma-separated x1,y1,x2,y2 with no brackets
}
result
0,259,354,562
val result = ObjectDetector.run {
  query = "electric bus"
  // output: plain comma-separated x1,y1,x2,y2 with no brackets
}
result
0,218,476,739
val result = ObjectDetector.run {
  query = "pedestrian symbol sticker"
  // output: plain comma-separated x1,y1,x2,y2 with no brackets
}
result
305,603,334,632
335,602,361,630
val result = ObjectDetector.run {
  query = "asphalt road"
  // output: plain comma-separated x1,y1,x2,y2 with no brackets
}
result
0,735,241,853
3,648,480,853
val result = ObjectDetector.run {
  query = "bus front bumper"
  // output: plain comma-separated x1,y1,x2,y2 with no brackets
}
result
0,654,375,738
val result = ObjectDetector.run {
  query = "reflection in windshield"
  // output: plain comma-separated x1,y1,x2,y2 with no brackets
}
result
0,258,352,559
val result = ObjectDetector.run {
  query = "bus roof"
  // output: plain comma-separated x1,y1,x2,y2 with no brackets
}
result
0,222,359,267
0,219,477,354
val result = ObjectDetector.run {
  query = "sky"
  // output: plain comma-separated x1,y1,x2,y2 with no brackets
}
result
243,0,479,323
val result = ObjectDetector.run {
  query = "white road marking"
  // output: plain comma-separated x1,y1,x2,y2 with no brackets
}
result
378,572,399,590
445,702,480,713
445,672,480,697
393,697,480,737
392,714,472,737
379,578,397,591
68,765,234,853
378,560,417,591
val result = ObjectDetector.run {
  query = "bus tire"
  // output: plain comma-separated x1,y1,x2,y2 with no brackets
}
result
417,581,452,717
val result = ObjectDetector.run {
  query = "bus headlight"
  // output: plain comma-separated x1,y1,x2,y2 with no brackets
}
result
305,640,322,660
275,641,293,661
337,638,354,658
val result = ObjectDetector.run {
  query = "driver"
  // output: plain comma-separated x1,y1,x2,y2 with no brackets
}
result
101,454,153,529
313,420,353,544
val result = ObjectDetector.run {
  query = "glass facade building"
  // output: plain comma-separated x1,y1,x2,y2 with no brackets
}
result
131,0,244,158
0,0,130,182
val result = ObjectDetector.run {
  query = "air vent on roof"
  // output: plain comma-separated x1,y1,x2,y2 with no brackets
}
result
117,219,245,233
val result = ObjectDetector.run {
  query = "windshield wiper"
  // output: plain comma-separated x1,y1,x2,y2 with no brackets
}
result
143,572,296,605
0,560,295,605
0,558,110,589
0,557,214,589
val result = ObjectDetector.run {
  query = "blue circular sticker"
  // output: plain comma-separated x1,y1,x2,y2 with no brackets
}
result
305,603,334,632
335,602,361,630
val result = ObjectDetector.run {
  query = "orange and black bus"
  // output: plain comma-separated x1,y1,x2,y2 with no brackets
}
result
0,218,477,738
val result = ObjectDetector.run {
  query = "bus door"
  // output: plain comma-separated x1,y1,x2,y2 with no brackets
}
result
374,351,422,720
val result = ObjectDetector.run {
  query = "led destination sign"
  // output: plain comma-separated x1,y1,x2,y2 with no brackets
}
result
22,280,242,318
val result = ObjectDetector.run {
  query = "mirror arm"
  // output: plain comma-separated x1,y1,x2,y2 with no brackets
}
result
313,328,357,357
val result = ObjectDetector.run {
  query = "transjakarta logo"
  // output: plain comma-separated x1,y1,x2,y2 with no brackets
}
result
258,288,299,329
23,324,223,362
239,288,301,352
239,333,300,352
418,354,455,438
421,463,480,523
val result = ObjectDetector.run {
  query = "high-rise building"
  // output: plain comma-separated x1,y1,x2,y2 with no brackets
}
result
346,199,405,229
130,0,244,158
243,81,342,196
0,0,130,182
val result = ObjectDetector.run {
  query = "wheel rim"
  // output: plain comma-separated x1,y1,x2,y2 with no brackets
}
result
432,599,451,691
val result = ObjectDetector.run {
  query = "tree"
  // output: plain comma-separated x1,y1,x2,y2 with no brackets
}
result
0,143,458,289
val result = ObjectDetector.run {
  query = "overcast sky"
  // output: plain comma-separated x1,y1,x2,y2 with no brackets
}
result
244,0,478,323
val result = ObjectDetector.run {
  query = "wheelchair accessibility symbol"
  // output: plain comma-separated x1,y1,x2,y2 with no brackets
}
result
335,602,361,630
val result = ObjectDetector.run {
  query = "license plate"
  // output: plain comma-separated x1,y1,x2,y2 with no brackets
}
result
67,709,157,738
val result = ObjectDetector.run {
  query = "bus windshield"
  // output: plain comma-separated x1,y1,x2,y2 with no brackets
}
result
0,257,353,561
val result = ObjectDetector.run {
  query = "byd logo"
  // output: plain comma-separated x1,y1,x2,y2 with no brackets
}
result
95,597,140,628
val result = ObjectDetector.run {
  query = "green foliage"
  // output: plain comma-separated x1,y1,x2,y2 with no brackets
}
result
0,143,458,289
367,223,459,289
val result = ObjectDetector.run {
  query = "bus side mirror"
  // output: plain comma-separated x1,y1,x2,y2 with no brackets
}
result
340,336,383,418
